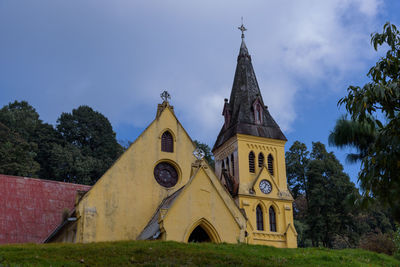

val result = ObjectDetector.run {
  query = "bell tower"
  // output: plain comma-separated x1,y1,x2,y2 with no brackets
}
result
212,23,297,248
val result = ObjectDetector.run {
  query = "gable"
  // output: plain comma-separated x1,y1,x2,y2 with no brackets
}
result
68,104,200,242
160,166,246,243
250,166,281,198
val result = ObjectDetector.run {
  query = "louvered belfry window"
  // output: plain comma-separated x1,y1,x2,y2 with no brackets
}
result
161,131,173,152
267,154,274,176
249,151,255,173
258,153,264,168
269,206,277,232
256,205,264,231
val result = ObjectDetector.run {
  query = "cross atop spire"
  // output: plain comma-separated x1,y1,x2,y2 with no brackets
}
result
238,17,247,39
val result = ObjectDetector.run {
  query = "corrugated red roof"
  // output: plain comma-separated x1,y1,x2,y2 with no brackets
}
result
0,174,91,244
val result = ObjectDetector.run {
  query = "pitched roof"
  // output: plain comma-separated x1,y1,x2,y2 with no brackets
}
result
137,186,185,240
0,174,91,244
213,38,286,151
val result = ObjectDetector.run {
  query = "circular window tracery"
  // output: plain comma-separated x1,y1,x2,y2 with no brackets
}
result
154,162,178,188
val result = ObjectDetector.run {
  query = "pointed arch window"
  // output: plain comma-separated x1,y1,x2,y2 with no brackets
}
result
256,104,262,124
256,205,264,231
161,131,173,152
253,99,264,125
249,151,255,173
258,152,264,168
267,154,274,176
269,206,277,232
231,154,235,177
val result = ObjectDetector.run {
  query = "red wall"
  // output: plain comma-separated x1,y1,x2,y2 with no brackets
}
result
0,174,91,244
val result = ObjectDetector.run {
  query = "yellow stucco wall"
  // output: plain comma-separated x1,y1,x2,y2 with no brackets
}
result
213,134,297,248
50,102,295,248
161,167,246,243
73,105,198,243
236,134,288,193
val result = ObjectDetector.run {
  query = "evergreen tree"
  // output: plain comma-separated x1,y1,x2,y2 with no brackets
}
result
0,122,40,176
0,101,62,179
306,142,359,247
286,141,310,200
0,101,123,185
56,106,123,184
286,141,362,248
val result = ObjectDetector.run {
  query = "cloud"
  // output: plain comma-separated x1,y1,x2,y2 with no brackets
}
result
0,0,384,146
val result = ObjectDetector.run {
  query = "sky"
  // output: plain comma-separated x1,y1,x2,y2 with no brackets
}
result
1,0,399,185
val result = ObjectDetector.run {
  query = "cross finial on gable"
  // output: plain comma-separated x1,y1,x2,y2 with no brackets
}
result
160,91,171,103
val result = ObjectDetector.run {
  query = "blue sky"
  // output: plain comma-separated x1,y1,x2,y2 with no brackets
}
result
1,1,399,185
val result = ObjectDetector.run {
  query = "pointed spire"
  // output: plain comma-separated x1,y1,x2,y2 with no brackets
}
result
239,39,249,58
212,23,286,151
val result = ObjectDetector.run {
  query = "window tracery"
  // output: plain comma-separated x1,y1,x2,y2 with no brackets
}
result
161,131,173,152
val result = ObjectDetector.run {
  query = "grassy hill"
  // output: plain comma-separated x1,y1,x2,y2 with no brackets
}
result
0,240,399,266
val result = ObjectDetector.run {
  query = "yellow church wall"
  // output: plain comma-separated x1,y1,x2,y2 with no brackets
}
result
239,195,296,248
212,132,297,248
72,105,198,243
236,134,287,195
161,167,246,244
214,133,297,248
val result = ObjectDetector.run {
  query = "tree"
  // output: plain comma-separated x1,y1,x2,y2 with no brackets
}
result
0,100,41,141
329,117,376,163
332,22,400,222
286,141,361,248
306,142,360,247
0,122,40,176
48,143,97,185
285,141,310,200
193,140,215,168
56,106,123,184
0,101,62,179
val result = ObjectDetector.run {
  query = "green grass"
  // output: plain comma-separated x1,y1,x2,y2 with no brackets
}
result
0,241,399,266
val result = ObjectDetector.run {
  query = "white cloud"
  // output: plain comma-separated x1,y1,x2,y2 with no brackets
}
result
0,0,384,145
98,0,383,144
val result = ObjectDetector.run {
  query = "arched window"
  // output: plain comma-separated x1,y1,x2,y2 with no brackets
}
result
256,104,263,124
256,205,264,231
267,154,274,176
249,151,255,173
231,154,235,177
161,131,173,152
269,206,276,232
258,152,264,168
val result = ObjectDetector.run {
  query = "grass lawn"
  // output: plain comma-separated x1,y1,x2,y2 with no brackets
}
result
0,240,399,266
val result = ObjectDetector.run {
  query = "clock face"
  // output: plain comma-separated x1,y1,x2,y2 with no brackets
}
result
154,162,178,188
259,179,272,194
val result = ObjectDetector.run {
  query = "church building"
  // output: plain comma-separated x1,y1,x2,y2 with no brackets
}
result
46,25,297,248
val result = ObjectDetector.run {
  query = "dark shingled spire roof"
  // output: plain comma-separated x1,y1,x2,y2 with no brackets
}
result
212,37,286,151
